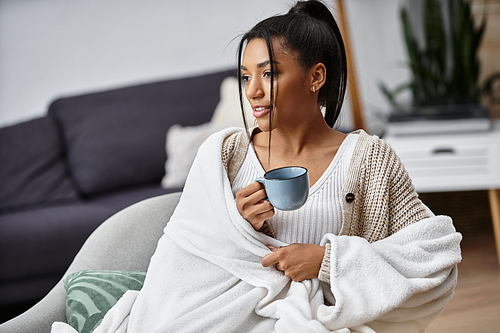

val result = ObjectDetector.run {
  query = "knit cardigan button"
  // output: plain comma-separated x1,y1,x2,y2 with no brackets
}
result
345,193,355,203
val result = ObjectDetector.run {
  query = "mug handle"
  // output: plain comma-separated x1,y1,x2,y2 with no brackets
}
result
254,177,269,201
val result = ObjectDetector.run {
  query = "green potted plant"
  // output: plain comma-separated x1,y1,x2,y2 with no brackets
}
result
379,0,491,133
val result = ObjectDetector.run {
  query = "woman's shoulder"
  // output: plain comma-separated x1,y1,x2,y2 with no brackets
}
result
222,128,250,155
351,130,397,156
347,130,404,177
222,128,252,183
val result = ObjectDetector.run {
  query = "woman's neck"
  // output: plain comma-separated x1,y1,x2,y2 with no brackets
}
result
250,111,347,176
252,113,341,154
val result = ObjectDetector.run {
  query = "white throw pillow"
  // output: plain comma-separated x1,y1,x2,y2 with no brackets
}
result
162,76,254,188
211,76,253,128
161,123,225,188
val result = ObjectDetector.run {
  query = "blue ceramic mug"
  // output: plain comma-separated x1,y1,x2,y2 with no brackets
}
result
255,166,309,211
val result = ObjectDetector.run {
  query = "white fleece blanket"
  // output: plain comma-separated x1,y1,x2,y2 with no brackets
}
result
52,128,462,333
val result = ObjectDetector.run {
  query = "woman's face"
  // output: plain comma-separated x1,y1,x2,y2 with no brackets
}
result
241,38,314,132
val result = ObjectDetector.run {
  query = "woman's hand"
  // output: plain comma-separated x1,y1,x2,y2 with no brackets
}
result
262,244,325,282
236,182,275,230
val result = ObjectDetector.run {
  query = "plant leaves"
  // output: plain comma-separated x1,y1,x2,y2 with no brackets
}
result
378,0,485,107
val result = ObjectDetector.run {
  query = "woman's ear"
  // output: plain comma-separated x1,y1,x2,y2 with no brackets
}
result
310,63,326,92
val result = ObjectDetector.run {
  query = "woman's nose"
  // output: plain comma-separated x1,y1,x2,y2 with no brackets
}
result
245,78,264,101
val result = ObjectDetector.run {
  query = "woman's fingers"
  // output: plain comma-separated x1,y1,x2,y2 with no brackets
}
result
236,183,266,208
236,182,265,199
236,182,274,230
262,250,280,268
261,244,326,282
267,245,279,252
246,201,274,229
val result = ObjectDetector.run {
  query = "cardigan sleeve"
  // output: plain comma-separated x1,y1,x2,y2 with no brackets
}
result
386,142,431,235
318,242,331,283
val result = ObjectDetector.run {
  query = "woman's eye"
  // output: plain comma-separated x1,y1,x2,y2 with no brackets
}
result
263,71,277,79
242,75,250,83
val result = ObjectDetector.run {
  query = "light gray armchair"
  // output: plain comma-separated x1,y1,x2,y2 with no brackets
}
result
0,192,182,333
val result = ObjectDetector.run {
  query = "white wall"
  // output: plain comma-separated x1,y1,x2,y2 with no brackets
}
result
0,0,409,131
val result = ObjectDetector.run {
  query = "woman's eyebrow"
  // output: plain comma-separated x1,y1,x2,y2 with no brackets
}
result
257,60,271,68
241,60,279,71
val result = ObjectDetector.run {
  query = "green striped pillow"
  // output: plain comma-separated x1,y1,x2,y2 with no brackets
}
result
63,270,146,333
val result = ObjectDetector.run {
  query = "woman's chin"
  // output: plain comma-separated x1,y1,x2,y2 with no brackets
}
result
255,120,271,132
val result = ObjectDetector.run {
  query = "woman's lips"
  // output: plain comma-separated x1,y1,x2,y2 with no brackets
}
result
252,106,271,118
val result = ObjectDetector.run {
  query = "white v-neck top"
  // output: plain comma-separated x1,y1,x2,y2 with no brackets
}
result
231,133,359,245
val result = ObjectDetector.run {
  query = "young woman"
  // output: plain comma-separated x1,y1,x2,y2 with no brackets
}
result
233,0,354,283
52,1,461,332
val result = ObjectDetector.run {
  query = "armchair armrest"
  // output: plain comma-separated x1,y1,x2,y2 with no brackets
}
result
0,192,181,333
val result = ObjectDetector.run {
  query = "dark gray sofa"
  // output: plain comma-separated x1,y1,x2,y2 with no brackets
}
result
0,69,235,307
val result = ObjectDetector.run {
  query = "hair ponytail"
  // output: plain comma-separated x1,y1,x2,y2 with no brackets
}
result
287,1,347,127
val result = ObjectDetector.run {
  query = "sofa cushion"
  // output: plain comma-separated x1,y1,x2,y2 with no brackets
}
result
0,202,118,282
0,185,172,282
64,270,146,333
48,70,235,196
210,76,253,128
161,123,226,188
160,76,253,189
0,117,79,211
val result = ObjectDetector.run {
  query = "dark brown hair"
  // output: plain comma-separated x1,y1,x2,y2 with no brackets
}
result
237,0,348,133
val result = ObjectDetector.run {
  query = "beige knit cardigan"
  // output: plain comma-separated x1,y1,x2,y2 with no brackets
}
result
221,128,430,281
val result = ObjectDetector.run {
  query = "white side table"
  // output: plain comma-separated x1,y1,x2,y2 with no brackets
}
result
385,121,500,265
